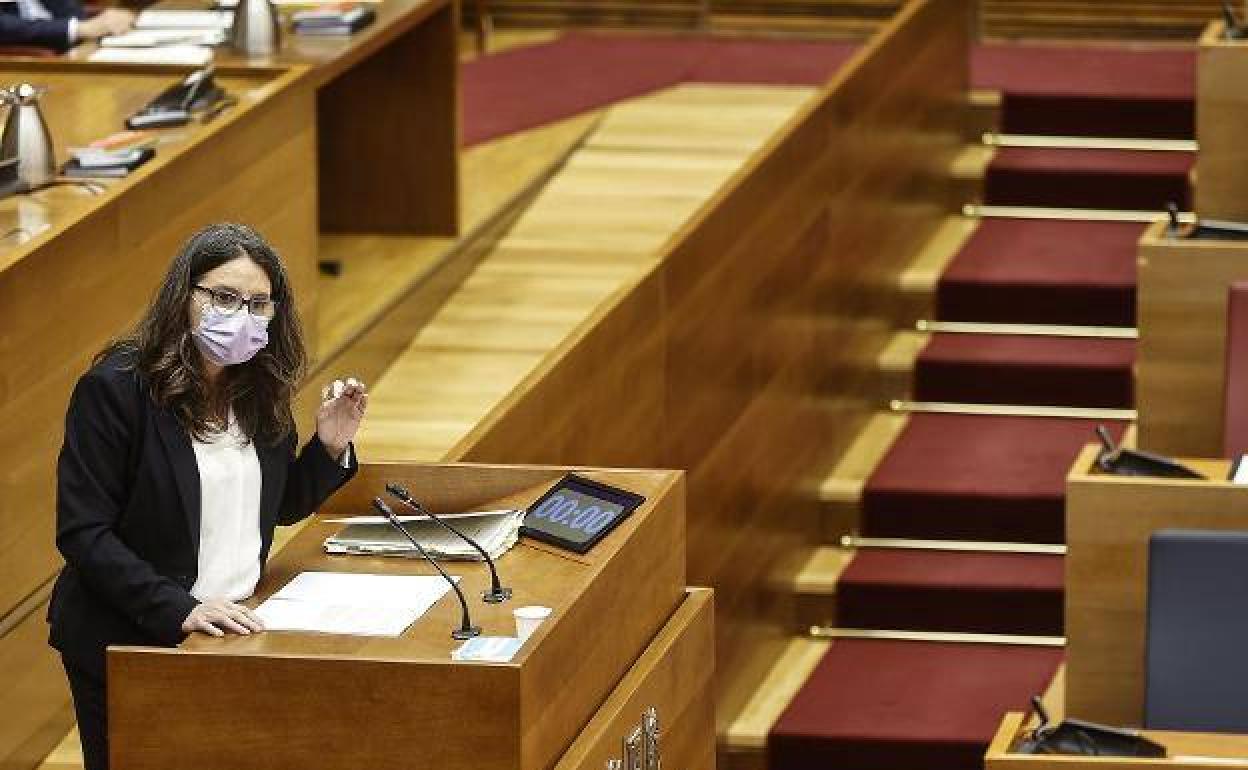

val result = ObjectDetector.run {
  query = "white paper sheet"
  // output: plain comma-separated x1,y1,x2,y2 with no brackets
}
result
255,599,420,636
88,45,214,65
100,29,225,47
254,571,456,636
324,509,518,524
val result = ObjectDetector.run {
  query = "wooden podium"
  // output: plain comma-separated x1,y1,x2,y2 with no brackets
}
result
987,712,1248,770
1196,20,1248,221
108,462,715,770
1136,220,1248,456
1065,446,1248,725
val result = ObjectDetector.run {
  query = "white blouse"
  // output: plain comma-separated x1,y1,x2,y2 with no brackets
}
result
189,418,263,602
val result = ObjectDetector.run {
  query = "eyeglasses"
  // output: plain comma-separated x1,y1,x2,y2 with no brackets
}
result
193,285,278,319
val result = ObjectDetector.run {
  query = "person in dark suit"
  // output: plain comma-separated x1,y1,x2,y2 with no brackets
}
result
48,223,368,770
0,0,134,51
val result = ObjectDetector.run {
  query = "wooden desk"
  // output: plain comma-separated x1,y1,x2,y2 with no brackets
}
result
53,0,461,234
987,712,1248,770
0,65,317,768
1196,20,1248,221
1136,219,1248,456
109,462,711,770
1065,445,1248,726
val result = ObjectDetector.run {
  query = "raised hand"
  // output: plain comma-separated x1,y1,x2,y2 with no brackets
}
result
317,377,368,460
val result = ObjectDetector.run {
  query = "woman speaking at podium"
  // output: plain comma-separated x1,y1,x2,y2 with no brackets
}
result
47,223,368,770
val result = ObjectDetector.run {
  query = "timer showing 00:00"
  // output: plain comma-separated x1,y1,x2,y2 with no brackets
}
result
527,492,621,536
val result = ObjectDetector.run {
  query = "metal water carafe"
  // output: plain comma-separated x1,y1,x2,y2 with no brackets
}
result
0,83,55,189
230,0,281,56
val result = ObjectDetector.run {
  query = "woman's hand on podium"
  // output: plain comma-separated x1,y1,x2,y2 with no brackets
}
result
181,600,266,637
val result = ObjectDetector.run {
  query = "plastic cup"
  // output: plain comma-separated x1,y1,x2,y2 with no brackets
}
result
513,605,553,642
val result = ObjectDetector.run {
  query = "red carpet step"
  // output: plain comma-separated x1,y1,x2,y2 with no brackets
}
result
983,147,1192,211
972,44,1195,139
937,219,1141,327
863,414,1125,544
769,639,1063,770
462,33,858,146
837,549,1065,636
914,334,1136,409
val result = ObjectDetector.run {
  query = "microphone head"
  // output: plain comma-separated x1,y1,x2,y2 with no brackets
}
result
371,497,395,517
385,482,411,502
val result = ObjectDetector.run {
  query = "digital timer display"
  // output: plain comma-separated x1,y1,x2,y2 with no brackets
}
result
521,474,645,554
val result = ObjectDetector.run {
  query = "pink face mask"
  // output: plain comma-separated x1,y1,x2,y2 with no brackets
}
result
191,304,270,366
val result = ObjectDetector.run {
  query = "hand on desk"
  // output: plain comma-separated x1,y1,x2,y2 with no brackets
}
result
182,599,266,637
78,9,136,41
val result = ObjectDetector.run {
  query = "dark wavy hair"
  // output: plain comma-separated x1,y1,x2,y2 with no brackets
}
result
98,223,307,446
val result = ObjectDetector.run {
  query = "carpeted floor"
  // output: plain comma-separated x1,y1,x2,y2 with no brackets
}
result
462,33,858,146
972,43,1195,138
769,639,1064,770
862,414,1125,544
914,334,1136,408
937,219,1143,327
837,549,1065,635
983,147,1193,210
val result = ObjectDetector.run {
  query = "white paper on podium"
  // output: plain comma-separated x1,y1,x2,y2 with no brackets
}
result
255,571,456,636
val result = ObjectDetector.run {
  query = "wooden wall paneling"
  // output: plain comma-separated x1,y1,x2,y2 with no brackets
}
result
0,66,316,769
659,187,827,689
553,588,716,770
0,68,317,618
811,0,967,463
318,1,461,234
118,74,321,355
1064,444,1248,725
1195,21,1248,222
0,589,73,770
1136,221,1248,456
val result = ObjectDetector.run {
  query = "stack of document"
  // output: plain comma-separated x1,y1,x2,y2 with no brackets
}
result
89,45,214,65
90,9,232,64
134,9,234,29
291,4,376,36
254,571,455,636
63,145,155,178
324,509,524,561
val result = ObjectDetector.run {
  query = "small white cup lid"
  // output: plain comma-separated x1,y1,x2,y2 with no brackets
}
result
513,605,553,620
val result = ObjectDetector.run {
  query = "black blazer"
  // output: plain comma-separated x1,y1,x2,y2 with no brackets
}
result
0,0,84,51
48,350,357,677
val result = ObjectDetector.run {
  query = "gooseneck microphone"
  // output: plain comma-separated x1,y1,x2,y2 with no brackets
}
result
371,498,481,640
385,482,513,604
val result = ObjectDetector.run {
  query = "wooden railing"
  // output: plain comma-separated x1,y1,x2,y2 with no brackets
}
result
450,0,970,716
